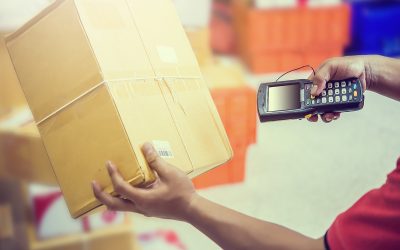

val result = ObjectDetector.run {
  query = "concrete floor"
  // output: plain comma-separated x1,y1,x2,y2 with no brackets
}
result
133,73,400,249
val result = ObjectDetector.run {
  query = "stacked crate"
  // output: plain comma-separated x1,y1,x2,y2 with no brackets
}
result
233,0,350,73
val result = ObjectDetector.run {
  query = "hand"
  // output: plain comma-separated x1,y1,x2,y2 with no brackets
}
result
307,56,370,123
92,143,198,221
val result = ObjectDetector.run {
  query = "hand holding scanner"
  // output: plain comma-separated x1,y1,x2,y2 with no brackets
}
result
257,78,365,122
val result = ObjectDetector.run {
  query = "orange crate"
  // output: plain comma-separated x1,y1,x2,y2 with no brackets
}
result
193,145,247,189
233,1,350,73
193,86,257,189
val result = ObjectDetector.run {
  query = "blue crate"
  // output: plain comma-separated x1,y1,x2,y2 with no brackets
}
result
346,1,400,56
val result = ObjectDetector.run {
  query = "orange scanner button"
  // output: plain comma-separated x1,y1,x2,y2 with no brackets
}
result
354,91,358,97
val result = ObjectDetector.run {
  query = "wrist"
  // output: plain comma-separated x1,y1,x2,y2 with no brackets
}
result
181,192,202,223
364,55,380,91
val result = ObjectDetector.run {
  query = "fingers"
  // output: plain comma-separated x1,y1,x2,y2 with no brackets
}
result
92,181,139,212
321,112,341,123
307,114,318,122
106,162,148,202
141,143,172,181
310,60,337,96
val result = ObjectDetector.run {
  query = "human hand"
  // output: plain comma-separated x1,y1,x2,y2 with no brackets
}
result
92,143,198,221
307,56,370,123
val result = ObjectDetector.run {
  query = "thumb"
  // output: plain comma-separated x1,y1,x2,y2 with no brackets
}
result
141,142,171,180
309,62,335,96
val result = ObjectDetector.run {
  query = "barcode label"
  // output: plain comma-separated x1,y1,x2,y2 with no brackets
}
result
152,140,174,159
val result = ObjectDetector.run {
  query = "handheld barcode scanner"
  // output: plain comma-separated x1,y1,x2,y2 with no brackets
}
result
257,78,365,122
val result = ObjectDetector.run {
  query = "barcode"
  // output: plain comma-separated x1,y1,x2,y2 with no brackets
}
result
158,150,173,157
152,140,174,159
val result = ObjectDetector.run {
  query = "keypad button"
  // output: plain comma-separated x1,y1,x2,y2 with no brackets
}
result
328,83,333,89
349,95,353,101
335,89,340,95
348,82,352,87
306,99,311,105
328,96,334,103
322,97,327,104
342,95,348,102
305,84,311,90
322,90,327,96
341,81,346,87
317,98,321,104
311,99,316,105
354,91,358,97
335,96,340,103
335,82,340,88
348,87,352,93
328,89,333,96
353,84,357,90
342,88,347,95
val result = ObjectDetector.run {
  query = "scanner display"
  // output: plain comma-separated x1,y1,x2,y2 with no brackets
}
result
268,84,301,111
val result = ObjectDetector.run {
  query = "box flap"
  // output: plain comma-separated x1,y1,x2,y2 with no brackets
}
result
126,0,202,78
74,0,155,80
6,0,103,123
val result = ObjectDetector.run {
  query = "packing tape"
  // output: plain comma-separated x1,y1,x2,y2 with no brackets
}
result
35,76,201,126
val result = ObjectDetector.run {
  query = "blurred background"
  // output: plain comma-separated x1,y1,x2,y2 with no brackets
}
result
1,0,400,249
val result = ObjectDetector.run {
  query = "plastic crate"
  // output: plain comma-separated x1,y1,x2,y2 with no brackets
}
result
346,2,400,56
193,86,257,189
233,1,350,73
193,145,248,189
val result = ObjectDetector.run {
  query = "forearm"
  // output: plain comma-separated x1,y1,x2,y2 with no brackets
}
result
185,195,324,250
366,55,400,100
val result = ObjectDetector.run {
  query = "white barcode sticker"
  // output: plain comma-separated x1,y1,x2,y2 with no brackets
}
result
152,140,174,159
157,46,178,64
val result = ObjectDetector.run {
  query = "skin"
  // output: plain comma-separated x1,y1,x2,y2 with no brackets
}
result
93,56,400,250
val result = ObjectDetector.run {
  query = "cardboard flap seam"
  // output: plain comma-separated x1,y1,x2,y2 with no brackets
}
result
36,76,201,126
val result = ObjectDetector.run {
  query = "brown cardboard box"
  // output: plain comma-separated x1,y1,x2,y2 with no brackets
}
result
29,225,138,250
0,108,56,185
7,0,232,218
201,59,246,89
0,36,28,116
0,177,29,250
185,27,213,66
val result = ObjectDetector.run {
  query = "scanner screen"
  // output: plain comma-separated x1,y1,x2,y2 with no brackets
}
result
268,84,301,112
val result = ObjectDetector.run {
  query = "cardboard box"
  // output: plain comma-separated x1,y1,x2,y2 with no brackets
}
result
185,27,213,66
7,0,232,218
30,225,138,250
0,36,28,116
201,60,245,89
0,109,57,185
0,177,29,250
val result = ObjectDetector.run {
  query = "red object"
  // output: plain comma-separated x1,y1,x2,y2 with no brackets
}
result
232,1,350,73
326,158,400,250
193,86,257,189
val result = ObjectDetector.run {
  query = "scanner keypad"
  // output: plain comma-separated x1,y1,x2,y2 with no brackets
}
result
305,79,361,106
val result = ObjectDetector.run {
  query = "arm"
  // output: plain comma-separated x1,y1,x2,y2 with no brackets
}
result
308,55,400,122
92,143,325,250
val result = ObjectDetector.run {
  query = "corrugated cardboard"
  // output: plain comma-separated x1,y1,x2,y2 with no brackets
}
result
7,0,232,218
0,177,29,250
0,36,28,116
29,225,138,250
185,27,213,66
0,109,57,185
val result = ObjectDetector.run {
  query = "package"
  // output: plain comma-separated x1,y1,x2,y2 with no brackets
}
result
185,27,213,66
29,225,138,250
0,36,27,116
0,109,57,185
7,0,232,218
201,59,246,89
30,184,128,239
0,177,29,250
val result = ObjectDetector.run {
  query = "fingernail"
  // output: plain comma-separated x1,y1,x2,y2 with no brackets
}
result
311,85,318,95
106,162,115,174
142,143,154,155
